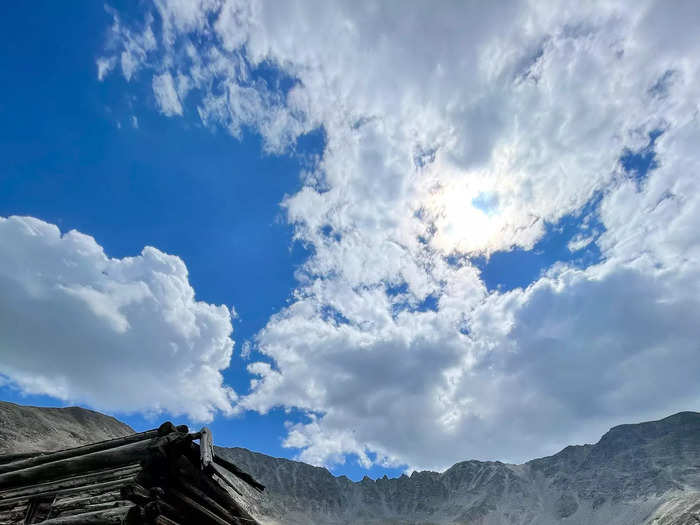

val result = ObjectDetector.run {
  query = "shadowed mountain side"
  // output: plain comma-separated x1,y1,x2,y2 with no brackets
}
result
0,401,133,456
216,412,700,525
0,402,697,524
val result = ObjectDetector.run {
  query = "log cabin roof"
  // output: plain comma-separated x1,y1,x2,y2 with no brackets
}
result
0,422,265,525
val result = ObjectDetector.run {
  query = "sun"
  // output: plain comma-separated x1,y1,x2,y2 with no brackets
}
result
426,179,507,256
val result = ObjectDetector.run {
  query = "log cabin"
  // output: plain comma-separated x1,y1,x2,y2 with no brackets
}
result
0,422,265,524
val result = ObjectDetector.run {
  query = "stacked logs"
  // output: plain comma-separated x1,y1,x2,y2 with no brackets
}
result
0,423,264,524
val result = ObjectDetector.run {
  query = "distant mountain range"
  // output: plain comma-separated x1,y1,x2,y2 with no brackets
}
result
1,401,698,524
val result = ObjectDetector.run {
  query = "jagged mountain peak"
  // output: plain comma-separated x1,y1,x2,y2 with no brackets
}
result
220,411,700,524
0,403,698,524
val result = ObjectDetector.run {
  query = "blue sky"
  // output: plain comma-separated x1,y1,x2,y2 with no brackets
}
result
1,1,699,478
0,1,394,479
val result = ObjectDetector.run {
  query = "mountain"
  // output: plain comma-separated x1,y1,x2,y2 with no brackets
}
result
0,402,697,524
0,400,133,456
216,412,700,525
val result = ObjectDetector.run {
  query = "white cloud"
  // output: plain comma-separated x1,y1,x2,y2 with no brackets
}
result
152,72,183,116
0,216,236,422
98,0,700,470
99,8,157,82
96,57,116,81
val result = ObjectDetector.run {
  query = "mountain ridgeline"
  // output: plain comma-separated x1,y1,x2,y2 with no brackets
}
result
0,401,133,456
0,401,698,524
217,412,700,525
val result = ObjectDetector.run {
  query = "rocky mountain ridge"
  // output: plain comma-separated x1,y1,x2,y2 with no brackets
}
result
217,411,700,524
0,400,133,456
0,401,697,524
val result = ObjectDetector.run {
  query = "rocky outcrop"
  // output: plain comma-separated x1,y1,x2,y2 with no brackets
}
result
218,412,700,525
0,401,133,456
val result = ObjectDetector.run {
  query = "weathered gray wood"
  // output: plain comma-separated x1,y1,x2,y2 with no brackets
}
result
213,455,264,491
210,463,244,496
208,470,262,524
51,489,122,513
0,430,160,475
154,515,182,525
0,480,133,515
167,487,231,525
0,503,28,522
143,499,178,521
119,483,151,504
199,428,214,471
0,466,140,506
0,434,188,490
178,478,244,524
33,504,137,524
56,500,133,517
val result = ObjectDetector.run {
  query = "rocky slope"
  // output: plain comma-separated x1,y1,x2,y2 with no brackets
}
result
217,412,700,525
0,402,697,524
0,401,133,456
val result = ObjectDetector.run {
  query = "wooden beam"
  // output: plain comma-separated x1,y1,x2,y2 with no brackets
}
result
51,490,122,513
0,430,160,475
167,487,232,525
143,499,179,521
53,500,133,518
212,455,265,492
199,427,214,471
209,463,244,496
0,433,188,490
155,515,182,525
119,483,151,504
178,478,246,524
207,470,262,524
0,465,140,505
33,504,138,524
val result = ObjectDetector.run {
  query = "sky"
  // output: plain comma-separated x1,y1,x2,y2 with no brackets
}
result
0,0,699,481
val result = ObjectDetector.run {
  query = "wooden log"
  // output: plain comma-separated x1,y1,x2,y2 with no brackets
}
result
0,451,41,465
149,497,178,516
167,487,231,525
0,503,28,522
169,455,249,521
119,483,151,504
155,515,182,525
51,489,122,512
178,478,244,524
143,499,179,521
33,504,138,524
0,466,140,506
157,422,177,436
209,463,244,496
0,433,188,490
199,428,214,471
0,430,160,475
212,455,264,492
0,480,132,515
56,500,133,517
208,471,262,525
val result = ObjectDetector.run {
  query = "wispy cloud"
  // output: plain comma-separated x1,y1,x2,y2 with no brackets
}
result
152,72,183,116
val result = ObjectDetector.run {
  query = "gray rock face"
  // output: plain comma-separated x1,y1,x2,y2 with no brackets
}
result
0,401,133,456
217,412,700,525
0,402,697,524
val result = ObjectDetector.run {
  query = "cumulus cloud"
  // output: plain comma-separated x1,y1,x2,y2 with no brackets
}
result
0,216,236,422
98,0,700,470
